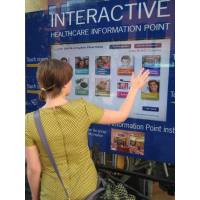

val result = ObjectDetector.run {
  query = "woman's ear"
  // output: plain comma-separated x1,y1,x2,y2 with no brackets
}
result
63,84,67,88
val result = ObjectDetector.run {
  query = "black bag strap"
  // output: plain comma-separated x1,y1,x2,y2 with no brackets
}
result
34,110,70,199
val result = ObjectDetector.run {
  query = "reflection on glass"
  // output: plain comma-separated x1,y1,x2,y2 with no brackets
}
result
48,5,56,15
137,0,148,10
61,4,67,14
157,0,168,9
48,5,56,20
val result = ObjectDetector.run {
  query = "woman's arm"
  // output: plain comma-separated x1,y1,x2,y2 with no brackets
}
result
98,68,150,124
25,145,41,200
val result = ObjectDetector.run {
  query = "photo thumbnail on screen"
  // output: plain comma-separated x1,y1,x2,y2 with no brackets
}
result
95,78,110,97
141,79,160,100
111,129,145,156
142,55,161,76
75,56,89,74
95,56,110,75
117,55,134,75
75,77,89,95
61,57,70,63
117,82,129,90
117,78,130,98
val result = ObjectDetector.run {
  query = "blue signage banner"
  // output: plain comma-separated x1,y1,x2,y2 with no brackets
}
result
25,0,175,164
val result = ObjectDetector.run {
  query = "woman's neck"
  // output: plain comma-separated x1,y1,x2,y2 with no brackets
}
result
42,95,69,108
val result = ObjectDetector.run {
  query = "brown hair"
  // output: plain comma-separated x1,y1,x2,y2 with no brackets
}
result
37,59,73,101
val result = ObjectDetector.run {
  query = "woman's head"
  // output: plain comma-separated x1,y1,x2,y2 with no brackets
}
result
75,57,81,65
84,59,89,66
37,59,73,101
79,59,85,67
148,80,159,93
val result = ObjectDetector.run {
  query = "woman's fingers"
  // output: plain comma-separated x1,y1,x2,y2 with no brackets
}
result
141,70,150,81
131,72,135,81
137,68,145,78
131,69,150,89
143,77,151,86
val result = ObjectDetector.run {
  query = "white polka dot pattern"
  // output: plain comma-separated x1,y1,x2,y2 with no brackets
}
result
25,98,104,200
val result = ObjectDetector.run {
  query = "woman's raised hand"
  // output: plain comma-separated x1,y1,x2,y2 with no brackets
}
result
130,68,150,91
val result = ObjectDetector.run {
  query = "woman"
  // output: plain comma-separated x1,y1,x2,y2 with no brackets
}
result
84,58,89,68
75,57,81,68
25,59,150,200
148,80,159,93
76,59,86,68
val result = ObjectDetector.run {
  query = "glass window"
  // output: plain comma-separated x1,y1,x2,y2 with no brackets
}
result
61,4,67,14
136,23,148,39
48,5,56,20
147,22,167,38
137,0,148,10
25,1,175,199
157,0,168,9
73,0,83,3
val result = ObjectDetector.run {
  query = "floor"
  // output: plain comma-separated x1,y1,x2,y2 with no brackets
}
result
25,182,175,200
151,182,175,200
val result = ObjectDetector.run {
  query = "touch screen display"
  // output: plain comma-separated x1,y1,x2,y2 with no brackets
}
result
50,39,170,121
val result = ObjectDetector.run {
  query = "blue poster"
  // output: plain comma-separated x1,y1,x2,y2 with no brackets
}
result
26,0,175,164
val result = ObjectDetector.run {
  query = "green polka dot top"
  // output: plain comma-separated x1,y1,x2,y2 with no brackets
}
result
25,98,104,200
